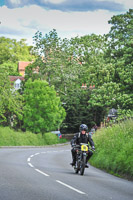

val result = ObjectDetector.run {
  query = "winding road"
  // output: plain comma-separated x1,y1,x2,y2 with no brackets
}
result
0,144,132,200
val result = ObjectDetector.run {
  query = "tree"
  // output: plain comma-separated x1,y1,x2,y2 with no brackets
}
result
0,67,23,127
30,29,81,93
67,34,111,127
87,9,133,122
106,9,133,94
0,37,35,75
69,34,111,87
23,79,66,133
60,87,96,133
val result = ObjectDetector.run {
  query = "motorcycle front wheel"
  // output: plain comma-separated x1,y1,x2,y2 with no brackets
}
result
74,161,79,174
80,155,86,175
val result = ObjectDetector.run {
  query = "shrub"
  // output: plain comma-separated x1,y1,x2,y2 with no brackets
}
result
0,127,67,146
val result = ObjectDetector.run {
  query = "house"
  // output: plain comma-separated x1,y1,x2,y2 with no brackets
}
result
18,61,33,76
18,61,39,76
9,76,24,90
9,60,40,91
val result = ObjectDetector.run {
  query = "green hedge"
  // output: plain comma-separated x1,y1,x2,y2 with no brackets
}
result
90,119,133,179
0,127,66,146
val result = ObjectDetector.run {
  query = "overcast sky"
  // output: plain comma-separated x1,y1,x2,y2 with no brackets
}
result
0,0,132,45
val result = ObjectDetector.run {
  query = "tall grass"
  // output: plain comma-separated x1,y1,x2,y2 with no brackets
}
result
0,127,67,146
90,119,133,179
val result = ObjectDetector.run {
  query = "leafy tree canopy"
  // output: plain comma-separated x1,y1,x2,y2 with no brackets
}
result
106,9,133,92
23,79,66,133
0,67,23,127
0,37,35,75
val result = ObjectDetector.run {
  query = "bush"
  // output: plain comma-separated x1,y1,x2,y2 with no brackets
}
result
0,127,67,146
43,132,59,145
90,119,133,179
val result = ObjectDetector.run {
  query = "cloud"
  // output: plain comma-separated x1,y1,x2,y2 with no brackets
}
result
5,0,125,12
0,1,131,45
113,0,133,10
0,26,24,35
0,5,114,45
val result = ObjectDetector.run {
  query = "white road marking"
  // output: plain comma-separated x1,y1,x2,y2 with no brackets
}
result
35,169,49,177
35,153,40,156
27,149,70,181
27,157,31,162
56,180,86,195
28,163,34,168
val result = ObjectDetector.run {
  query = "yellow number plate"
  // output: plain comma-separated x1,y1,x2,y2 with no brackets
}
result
81,145,88,151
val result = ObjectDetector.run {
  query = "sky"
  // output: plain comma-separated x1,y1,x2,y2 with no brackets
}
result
0,0,132,45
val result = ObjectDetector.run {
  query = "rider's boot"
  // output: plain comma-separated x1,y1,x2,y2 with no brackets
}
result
70,158,76,166
85,163,89,168
85,158,89,168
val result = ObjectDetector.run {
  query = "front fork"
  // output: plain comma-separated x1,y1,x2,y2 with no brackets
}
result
76,152,86,168
81,152,87,166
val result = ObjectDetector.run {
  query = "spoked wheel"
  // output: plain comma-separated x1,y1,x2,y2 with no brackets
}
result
74,161,79,174
80,155,86,175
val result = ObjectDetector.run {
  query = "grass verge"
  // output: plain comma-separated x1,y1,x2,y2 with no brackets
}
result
89,119,133,180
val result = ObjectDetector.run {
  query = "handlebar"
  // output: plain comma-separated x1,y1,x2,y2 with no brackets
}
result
72,143,95,151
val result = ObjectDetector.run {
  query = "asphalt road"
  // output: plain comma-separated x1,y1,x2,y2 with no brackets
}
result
0,144,133,200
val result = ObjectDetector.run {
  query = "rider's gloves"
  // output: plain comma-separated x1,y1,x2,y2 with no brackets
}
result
91,146,95,151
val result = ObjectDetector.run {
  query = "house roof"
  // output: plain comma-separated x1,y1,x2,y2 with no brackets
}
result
18,61,33,71
9,76,25,82
18,61,34,76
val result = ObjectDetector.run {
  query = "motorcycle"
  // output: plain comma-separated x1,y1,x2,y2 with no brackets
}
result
73,143,89,176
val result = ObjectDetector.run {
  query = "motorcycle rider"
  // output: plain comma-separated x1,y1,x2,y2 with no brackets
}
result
70,124,95,168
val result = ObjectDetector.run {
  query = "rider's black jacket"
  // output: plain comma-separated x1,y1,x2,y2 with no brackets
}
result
71,132,95,148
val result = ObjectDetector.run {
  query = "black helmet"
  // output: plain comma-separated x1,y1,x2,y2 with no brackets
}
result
79,124,88,132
